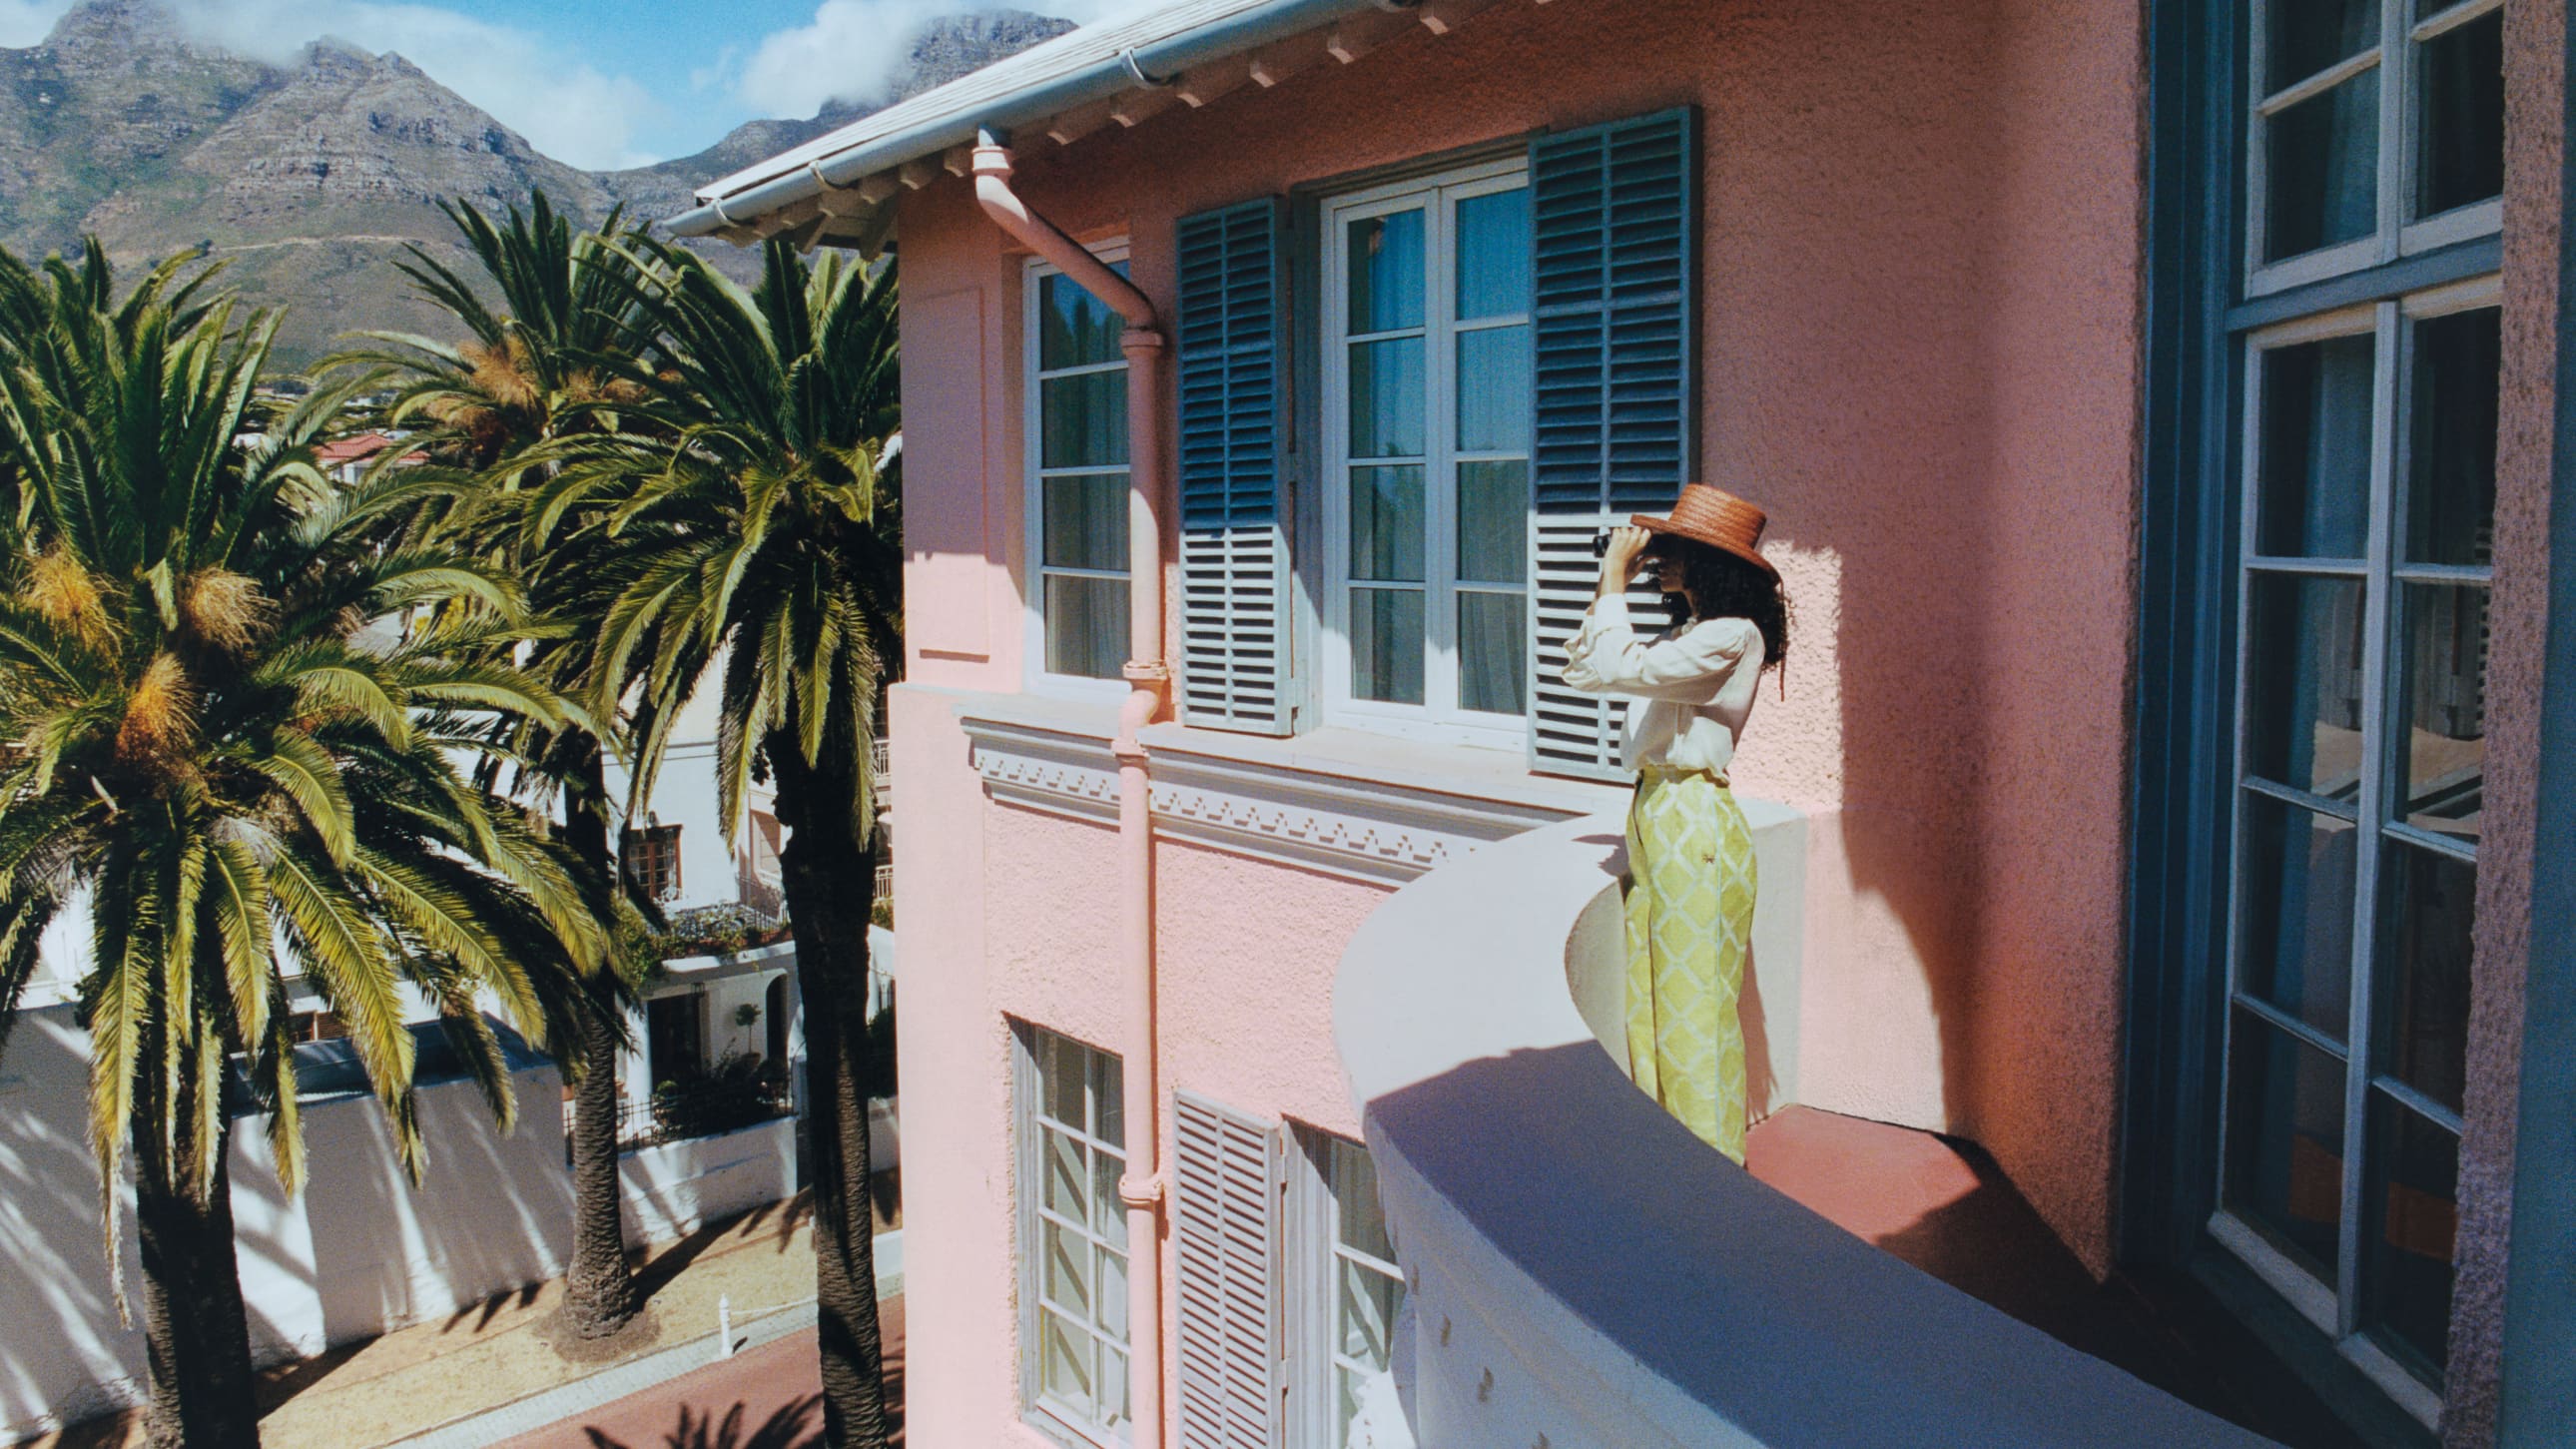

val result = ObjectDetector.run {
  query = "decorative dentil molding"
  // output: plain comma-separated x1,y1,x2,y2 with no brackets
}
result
959,711,1585,884
961,715,1123,825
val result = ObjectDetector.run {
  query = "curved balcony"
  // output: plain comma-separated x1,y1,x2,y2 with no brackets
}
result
1332,812,2272,1448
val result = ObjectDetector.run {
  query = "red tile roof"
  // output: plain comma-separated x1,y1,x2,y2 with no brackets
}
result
315,430,397,464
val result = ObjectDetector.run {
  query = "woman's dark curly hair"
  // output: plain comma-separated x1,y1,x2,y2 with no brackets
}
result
1645,534,1789,676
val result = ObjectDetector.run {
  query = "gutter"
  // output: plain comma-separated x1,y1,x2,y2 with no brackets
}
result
971,136,1176,1449
665,0,1395,239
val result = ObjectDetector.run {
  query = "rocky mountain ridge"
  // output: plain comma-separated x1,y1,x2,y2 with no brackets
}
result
0,0,1073,364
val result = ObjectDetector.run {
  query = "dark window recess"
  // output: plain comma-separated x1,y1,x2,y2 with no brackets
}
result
623,822,682,901
648,993,706,1085
287,1011,346,1044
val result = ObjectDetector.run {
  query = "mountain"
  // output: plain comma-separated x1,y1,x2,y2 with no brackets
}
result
0,0,1074,366
597,9,1075,238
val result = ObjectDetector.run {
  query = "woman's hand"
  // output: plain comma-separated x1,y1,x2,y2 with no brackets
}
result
1598,525,1651,598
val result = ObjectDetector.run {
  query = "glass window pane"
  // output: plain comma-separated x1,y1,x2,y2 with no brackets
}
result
1456,326,1532,453
2256,334,2375,557
1332,1139,1395,1262
1041,370,1129,469
1042,1127,1087,1227
1099,1344,1130,1429
2244,574,2368,798
1044,575,1129,680
1041,1036,1085,1124
1351,588,1425,705
1350,465,1426,583
2396,583,2487,842
1040,1307,1094,1404
2268,0,2380,93
1349,338,1426,458
1339,1256,1401,1364
1347,210,1426,334
1043,1217,1092,1316
1092,1150,1122,1237
2225,1010,2348,1286
2405,308,2500,566
1455,187,1532,321
2378,838,2476,1114
2265,70,2380,263
1458,592,1526,716
1457,460,1527,585
1043,473,1129,572
1096,1245,1129,1338
1090,1049,1122,1145
2239,792,2359,1041
2416,9,2504,219
2363,1094,2459,1379
1040,270,1126,369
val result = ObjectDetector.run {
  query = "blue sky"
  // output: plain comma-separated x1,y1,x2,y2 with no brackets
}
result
0,0,1116,169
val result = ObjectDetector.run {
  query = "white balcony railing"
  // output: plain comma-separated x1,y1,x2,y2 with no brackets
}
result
1332,814,2274,1449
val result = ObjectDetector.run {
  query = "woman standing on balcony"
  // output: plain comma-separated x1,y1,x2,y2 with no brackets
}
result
1565,486,1789,1165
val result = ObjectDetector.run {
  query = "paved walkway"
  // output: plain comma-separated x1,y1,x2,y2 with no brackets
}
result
488,1305,905,1449
27,1191,899,1449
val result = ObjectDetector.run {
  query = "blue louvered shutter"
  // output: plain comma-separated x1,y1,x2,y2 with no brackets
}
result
1177,199,1295,735
1526,108,1698,780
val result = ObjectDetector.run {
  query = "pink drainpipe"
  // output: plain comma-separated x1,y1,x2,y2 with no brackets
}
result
972,136,1171,1449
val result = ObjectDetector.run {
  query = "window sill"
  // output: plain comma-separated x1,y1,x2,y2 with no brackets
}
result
938,687,1631,884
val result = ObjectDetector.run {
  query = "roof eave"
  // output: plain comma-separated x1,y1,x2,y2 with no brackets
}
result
667,0,1397,244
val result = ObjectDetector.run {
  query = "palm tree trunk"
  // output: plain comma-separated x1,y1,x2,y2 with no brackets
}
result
774,741,888,1449
560,745,640,1338
134,1106,259,1448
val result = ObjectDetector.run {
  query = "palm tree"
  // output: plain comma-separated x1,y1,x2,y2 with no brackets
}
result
0,244,601,1446
335,193,665,1341
557,238,900,1446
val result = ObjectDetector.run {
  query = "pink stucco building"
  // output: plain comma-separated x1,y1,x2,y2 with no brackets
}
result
677,0,2571,1445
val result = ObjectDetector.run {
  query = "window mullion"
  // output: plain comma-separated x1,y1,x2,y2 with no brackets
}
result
2212,335,2266,1216
2333,299,2403,1338
1427,190,1461,723
2376,0,2408,267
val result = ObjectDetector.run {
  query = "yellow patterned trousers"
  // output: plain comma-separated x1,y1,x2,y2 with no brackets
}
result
1622,763,1758,1163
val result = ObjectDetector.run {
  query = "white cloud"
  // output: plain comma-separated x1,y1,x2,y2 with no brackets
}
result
0,0,76,47
168,0,666,170
736,0,1123,120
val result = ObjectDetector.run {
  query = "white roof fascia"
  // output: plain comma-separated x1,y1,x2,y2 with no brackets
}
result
668,0,1398,241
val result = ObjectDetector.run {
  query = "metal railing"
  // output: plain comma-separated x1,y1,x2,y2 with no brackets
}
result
564,1084,798,1160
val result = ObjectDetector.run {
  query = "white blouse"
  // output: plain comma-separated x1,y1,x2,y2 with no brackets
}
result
1561,596,1765,777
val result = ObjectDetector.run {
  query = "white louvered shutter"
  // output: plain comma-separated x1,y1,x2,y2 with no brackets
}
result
1526,108,1699,780
1174,1091,1283,1449
1177,199,1296,734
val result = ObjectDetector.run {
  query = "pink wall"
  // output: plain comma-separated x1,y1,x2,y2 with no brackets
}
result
887,690,1385,1447
893,0,2149,1439
2442,2,2562,1441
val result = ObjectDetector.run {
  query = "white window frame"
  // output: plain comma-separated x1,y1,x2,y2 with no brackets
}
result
1286,1126,1407,1449
2244,0,2506,298
2210,272,2499,1427
1015,1023,1133,1447
1319,156,1532,750
1023,244,1135,704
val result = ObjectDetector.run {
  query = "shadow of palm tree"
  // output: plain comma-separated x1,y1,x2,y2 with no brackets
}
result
582,1394,823,1449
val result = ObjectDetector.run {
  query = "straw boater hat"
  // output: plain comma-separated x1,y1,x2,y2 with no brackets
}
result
1634,483,1778,580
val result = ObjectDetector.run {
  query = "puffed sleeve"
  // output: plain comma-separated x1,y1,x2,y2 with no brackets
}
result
1561,597,1759,703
